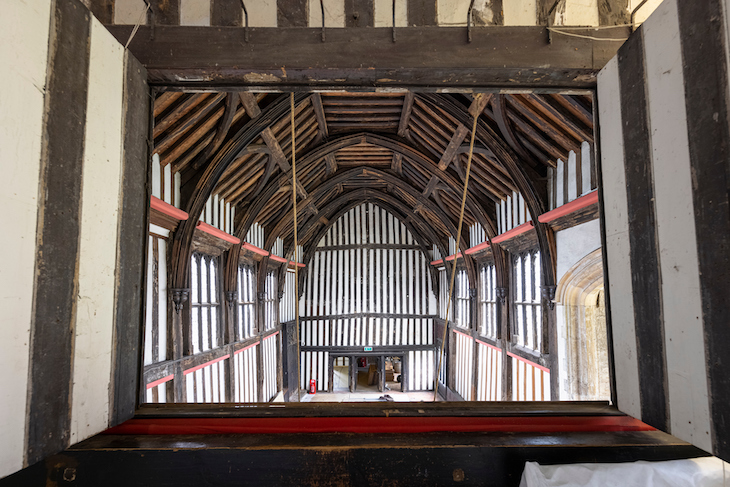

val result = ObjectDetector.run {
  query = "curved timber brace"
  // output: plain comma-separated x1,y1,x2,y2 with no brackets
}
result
284,194,450,301
169,93,308,291
418,94,557,294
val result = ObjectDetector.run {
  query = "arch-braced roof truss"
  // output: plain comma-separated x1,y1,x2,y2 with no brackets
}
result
157,90,593,289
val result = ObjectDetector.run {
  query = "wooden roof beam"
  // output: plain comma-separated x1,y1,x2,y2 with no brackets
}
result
311,93,329,140
391,153,403,175
398,92,415,138
438,123,469,170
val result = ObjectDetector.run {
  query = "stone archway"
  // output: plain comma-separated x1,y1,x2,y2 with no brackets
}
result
555,249,610,401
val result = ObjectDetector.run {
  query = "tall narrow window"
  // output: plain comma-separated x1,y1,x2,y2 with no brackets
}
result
454,268,470,329
190,253,221,354
512,250,542,352
236,264,256,340
262,271,277,331
479,263,497,339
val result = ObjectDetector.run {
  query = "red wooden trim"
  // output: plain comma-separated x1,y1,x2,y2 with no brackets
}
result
183,354,231,376
269,254,288,264
196,221,241,244
476,339,501,352
234,341,260,355
146,374,174,390
150,196,188,221
242,242,269,256
507,351,550,373
430,259,444,266
538,190,599,223
452,328,472,340
445,252,463,262
263,330,280,341
491,221,534,244
104,416,655,435
288,261,306,268
465,241,490,255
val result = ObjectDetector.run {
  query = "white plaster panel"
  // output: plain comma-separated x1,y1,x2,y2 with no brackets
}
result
504,0,536,25
0,0,51,477
180,0,210,25
114,0,148,24
249,0,277,27
70,19,125,444
437,0,469,26
643,0,712,452
629,0,663,25
596,56,641,420
309,0,345,27
374,0,408,27
564,0,598,26
555,219,601,284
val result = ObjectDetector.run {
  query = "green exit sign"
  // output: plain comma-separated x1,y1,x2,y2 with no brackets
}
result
364,347,373,352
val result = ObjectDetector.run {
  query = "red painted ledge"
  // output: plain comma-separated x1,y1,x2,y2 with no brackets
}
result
288,261,306,268
507,351,550,373
538,190,599,223
445,252,463,262
430,259,444,266
234,341,260,355
465,241,490,255
146,374,174,390
491,221,534,244
183,354,230,376
150,196,188,221
243,242,269,256
196,221,241,245
104,416,654,436
269,254,288,264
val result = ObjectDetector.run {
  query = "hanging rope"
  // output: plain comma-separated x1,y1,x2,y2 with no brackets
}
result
433,97,480,401
291,93,302,399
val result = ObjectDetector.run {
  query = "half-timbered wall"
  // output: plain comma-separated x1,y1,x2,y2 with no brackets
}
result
548,142,596,211
152,153,181,208
144,227,170,365
301,203,436,391
496,191,531,234
280,269,297,323
0,0,148,476
233,342,259,402
107,0,660,28
598,0,730,459
262,332,280,401
452,329,473,400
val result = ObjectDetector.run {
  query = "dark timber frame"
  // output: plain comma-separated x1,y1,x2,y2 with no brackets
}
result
111,22,620,416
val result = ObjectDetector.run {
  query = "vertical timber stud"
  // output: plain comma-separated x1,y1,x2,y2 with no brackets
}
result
88,0,114,23
470,288,479,401
277,0,308,27
345,0,374,27
408,0,436,25
149,0,180,24
211,0,243,26
618,29,668,432
26,0,90,465
110,51,149,425
598,0,629,25
493,245,512,401
256,259,268,402
677,0,730,460
223,250,237,402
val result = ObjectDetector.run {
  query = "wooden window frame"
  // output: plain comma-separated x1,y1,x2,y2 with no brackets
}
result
510,248,542,357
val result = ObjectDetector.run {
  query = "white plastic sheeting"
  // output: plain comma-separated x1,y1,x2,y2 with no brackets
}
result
520,457,729,487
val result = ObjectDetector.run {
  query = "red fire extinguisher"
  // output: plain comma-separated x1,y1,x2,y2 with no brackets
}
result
309,379,316,394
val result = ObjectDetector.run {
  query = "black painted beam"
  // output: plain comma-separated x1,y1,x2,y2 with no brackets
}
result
105,25,628,89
